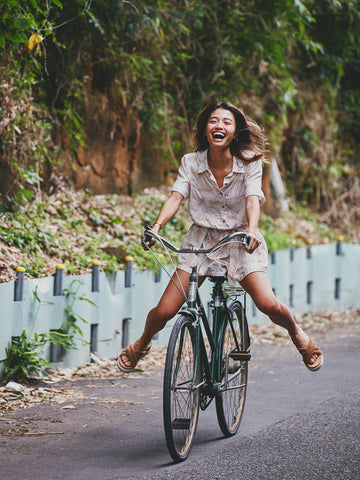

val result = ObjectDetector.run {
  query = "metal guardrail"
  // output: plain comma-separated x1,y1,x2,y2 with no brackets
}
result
0,240,359,373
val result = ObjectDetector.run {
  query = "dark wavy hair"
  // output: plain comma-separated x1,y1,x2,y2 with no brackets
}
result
193,101,266,162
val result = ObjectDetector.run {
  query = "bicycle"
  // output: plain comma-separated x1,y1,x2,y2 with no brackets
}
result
143,226,252,463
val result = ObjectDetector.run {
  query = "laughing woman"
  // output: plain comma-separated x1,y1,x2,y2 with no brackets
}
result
117,101,323,374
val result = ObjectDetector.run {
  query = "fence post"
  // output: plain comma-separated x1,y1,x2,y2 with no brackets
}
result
306,238,313,259
14,266,25,301
90,324,99,355
53,264,64,296
122,318,131,348
49,331,62,363
91,260,101,292
125,256,133,288
336,235,343,256
290,240,296,261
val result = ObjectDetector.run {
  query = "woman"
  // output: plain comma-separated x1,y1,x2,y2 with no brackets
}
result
117,101,323,373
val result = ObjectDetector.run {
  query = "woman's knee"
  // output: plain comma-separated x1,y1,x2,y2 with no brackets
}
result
256,297,283,317
149,304,176,325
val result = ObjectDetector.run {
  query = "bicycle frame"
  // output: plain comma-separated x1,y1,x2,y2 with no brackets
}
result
153,226,251,461
183,266,248,400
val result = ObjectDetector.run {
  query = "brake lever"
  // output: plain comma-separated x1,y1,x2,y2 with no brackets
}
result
242,235,251,248
142,225,156,248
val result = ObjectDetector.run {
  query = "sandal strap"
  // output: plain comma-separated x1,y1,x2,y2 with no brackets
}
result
298,336,315,365
125,344,138,368
120,342,152,370
298,336,322,367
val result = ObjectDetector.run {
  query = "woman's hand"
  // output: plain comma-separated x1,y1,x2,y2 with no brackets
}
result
141,232,154,250
246,230,260,254
141,224,160,250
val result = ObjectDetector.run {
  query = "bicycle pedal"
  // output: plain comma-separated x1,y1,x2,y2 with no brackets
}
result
229,351,251,361
172,418,191,430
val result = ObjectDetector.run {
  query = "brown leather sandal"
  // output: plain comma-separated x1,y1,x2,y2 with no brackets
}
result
298,336,324,372
117,342,152,373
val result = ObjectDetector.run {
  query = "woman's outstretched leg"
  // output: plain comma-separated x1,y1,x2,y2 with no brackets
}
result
241,271,323,370
117,269,190,372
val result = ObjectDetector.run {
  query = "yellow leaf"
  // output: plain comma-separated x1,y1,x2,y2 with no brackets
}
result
27,33,44,52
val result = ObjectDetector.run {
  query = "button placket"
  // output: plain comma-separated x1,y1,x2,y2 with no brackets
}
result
220,189,226,211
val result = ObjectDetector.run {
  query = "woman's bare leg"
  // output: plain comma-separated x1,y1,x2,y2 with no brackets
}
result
119,269,190,368
241,271,320,365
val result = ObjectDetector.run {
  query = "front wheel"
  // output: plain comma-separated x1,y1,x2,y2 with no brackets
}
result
163,314,200,462
215,301,249,436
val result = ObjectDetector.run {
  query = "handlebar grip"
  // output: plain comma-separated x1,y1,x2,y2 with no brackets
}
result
142,225,156,248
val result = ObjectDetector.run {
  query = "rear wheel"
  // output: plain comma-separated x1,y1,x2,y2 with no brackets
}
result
215,301,249,436
163,314,200,462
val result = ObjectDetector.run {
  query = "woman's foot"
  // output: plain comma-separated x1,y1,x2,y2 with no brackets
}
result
117,340,152,373
293,328,324,371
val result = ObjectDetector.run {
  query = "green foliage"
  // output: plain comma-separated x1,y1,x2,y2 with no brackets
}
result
2,279,96,381
0,0,63,48
0,219,55,252
0,1,359,256
0,58,53,206
0,1,93,207
3,329,51,382
259,216,297,253
52,279,94,352
3,1,358,197
85,0,322,140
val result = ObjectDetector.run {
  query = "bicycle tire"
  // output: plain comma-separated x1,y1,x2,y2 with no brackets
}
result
215,300,249,436
163,314,200,462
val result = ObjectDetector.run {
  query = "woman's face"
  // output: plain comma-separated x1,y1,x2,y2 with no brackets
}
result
205,108,237,150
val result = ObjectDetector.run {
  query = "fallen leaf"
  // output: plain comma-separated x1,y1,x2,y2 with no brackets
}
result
27,33,44,52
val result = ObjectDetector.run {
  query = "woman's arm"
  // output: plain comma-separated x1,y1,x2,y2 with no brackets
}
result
245,194,261,253
152,191,184,234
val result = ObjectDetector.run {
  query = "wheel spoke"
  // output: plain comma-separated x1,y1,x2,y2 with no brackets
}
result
216,301,248,436
163,315,200,462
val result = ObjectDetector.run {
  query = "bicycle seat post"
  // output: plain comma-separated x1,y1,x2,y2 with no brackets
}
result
188,268,198,309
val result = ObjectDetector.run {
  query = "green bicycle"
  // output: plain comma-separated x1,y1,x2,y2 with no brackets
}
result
143,226,251,463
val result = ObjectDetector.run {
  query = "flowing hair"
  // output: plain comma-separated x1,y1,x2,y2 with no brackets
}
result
193,101,267,162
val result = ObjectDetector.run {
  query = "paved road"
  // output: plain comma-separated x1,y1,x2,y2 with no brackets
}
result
1,319,359,480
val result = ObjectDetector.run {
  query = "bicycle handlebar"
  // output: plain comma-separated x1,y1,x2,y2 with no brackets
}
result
143,225,250,254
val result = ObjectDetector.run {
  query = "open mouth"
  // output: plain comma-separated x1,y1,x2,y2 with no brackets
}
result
212,132,225,140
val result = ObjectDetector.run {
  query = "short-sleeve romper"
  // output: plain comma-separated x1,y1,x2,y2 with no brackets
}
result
171,149,268,284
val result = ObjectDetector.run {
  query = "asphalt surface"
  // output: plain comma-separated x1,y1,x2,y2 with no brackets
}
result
1,318,359,480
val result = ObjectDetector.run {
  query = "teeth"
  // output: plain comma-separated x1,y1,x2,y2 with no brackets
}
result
213,133,225,139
